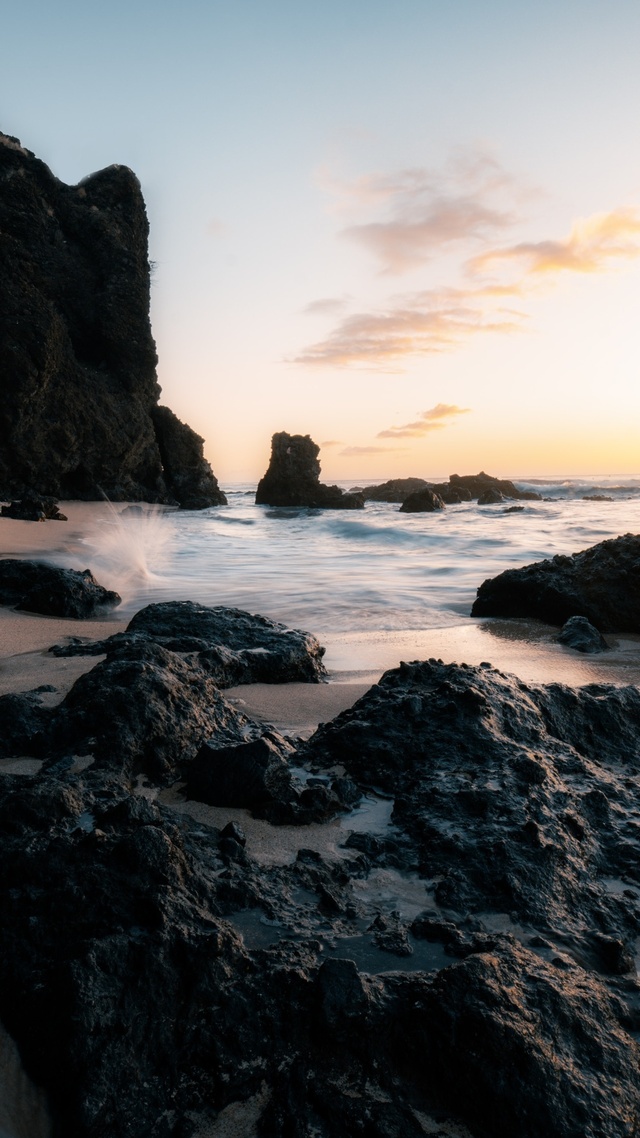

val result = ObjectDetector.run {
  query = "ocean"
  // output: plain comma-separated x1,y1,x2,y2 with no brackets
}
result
23,473,637,688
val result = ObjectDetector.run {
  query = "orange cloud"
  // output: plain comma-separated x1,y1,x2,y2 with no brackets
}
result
378,403,471,439
338,445,403,456
295,288,525,369
469,207,640,278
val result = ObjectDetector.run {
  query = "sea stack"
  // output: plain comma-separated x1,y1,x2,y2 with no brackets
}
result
0,131,225,508
256,432,364,508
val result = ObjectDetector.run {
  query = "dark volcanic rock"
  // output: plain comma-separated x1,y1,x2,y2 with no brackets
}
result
185,735,294,807
151,405,227,509
51,599,328,684
0,690,51,758
399,488,445,513
1,495,67,521
477,487,505,504
559,615,610,654
360,477,429,502
471,532,640,631
451,471,541,501
0,131,223,506
584,494,614,502
256,432,364,509
0,559,120,617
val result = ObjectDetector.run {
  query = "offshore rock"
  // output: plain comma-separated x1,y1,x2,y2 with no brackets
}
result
1,495,67,521
471,532,640,631
256,432,364,509
558,615,610,654
0,131,223,506
51,599,328,684
360,477,429,502
0,559,120,617
399,487,445,513
450,471,541,501
477,487,506,504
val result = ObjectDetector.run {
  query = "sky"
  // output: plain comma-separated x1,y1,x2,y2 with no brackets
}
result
2,0,640,482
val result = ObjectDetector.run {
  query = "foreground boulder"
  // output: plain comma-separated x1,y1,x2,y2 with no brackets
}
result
51,599,328,684
1,495,67,521
559,615,610,654
0,559,120,617
471,532,640,631
0,131,223,507
399,487,445,513
256,432,364,509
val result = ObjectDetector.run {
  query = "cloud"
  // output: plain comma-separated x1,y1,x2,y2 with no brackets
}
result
320,439,343,447
302,296,350,317
469,207,640,279
338,445,403,456
295,287,525,369
377,403,471,439
321,150,519,274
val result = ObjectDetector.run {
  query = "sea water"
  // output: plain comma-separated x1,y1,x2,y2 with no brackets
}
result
24,475,640,684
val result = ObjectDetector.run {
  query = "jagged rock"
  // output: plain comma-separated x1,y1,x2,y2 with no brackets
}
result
151,405,227,509
477,487,506,504
450,471,541,501
185,735,294,808
399,488,445,513
432,480,473,503
0,690,51,758
558,615,610,654
47,641,264,782
584,494,614,502
256,433,364,509
471,533,640,631
1,495,67,521
0,131,223,505
360,477,429,502
504,505,525,513
50,599,328,683
0,559,120,617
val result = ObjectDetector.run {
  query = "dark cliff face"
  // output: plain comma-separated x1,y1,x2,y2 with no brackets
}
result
0,132,224,507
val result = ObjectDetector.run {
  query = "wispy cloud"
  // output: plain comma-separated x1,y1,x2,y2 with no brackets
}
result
377,403,470,439
338,445,404,456
295,286,525,369
320,439,343,447
468,207,640,279
302,296,350,317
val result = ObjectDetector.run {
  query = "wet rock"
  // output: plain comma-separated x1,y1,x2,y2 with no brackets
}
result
185,735,294,808
0,690,51,758
558,615,610,654
0,559,120,617
471,532,640,631
477,487,505,504
399,488,445,513
504,504,525,513
584,494,614,502
51,599,328,683
450,471,541,500
360,477,429,502
48,641,264,782
256,432,364,509
1,495,67,521
0,131,223,504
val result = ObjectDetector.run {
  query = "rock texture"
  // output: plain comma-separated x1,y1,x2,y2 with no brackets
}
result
50,599,328,684
2,652,640,1136
399,488,445,513
559,615,610,654
0,559,120,617
0,131,224,508
451,471,541,501
256,433,364,509
472,533,640,631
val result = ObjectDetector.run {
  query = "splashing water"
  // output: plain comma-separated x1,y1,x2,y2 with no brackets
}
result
73,504,177,603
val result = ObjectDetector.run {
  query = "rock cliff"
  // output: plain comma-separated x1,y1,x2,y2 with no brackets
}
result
0,131,225,507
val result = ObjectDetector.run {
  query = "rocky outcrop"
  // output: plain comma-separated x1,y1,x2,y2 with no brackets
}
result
256,433,364,509
477,487,506,504
451,471,541,501
51,598,328,684
1,495,67,521
399,488,445,513
471,533,640,631
2,653,640,1136
0,131,223,508
0,559,120,617
359,477,429,502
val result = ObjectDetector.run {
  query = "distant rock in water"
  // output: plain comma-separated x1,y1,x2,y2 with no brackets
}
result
0,559,120,618
451,471,541,501
558,615,610,654
1,495,67,521
583,494,614,502
477,487,506,505
360,477,429,502
399,488,445,513
0,131,224,508
256,432,364,509
472,533,640,631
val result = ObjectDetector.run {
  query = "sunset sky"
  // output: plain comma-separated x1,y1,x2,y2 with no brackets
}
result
3,0,640,482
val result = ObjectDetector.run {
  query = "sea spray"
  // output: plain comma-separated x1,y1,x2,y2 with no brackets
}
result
71,504,177,604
